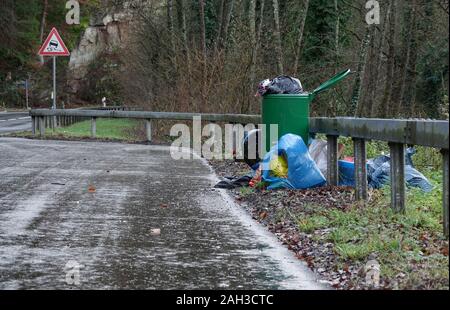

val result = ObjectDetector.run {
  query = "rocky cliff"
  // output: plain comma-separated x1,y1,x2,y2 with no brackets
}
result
66,1,141,96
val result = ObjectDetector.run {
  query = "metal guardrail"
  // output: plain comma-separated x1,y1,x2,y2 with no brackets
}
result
83,106,143,111
310,117,449,150
30,109,261,124
309,117,449,237
29,109,449,237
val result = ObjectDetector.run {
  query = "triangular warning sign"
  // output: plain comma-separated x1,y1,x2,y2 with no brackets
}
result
38,27,70,56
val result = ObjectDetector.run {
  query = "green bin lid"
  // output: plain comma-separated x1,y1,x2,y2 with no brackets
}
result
311,69,352,97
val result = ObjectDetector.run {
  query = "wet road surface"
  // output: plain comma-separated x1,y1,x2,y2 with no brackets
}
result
0,138,324,290
0,112,31,134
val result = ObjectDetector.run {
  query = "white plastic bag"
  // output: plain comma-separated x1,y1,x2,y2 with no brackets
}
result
309,139,328,177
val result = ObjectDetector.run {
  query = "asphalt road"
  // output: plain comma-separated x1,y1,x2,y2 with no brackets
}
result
0,138,324,290
0,112,31,134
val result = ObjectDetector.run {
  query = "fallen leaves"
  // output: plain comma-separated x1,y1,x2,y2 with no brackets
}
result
88,185,96,193
259,211,268,220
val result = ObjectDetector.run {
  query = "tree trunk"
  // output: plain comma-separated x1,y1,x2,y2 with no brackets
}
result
293,0,310,76
176,0,191,76
352,25,374,117
243,0,265,114
256,0,266,45
379,0,397,118
215,0,225,45
198,0,207,109
167,0,176,71
272,0,283,74
396,0,417,117
332,0,339,116
39,0,48,65
246,0,257,114
217,0,234,50
370,1,392,117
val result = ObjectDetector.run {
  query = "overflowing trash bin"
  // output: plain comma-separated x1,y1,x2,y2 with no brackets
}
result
214,68,433,194
260,69,351,151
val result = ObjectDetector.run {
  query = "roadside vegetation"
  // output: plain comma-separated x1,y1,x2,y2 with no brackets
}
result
52,119,139,140
12,118,143,142
211,142,449,290
292,177,447,289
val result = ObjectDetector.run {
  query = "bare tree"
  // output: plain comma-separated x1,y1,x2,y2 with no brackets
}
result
198,0,207,108
167,0,176,71
245,0,265,113
352,25,374,117
370,1,392,117
215,0,225,46
396,0,418,117
216,0,235,50
332,0,339,115
39,0,49,65
272,0,283,74
176,0,191,76
293,0,310,75
379,0,397,118
256,0,266,45
248,0,257,103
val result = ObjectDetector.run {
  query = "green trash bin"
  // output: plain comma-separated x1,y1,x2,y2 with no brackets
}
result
262,69,351,151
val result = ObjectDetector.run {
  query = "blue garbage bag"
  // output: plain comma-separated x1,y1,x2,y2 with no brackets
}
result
405,166,434,192
339,148,433,192
261,134,326,190
367,148,433,192
338,160,357,187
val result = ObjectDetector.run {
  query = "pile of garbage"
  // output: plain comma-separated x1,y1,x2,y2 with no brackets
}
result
255,76,305,97
338,148,434,192
215,133,433,193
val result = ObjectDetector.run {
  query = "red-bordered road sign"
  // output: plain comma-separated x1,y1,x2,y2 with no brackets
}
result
38,27,70,56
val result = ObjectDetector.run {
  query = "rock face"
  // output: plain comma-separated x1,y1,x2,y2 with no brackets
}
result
67,1,139,95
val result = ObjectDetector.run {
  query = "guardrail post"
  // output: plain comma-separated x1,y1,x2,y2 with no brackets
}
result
353,138,368,201
91,117,96,138
35,116,39,136
39,116,45,137
389,142,406,213
31,116,36,136
326,135,339,186
442,149,449,238
145,119,152,142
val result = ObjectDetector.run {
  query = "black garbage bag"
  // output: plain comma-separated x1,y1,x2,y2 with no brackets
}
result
243,129,261,170
256,76,304,97
214,174,253,189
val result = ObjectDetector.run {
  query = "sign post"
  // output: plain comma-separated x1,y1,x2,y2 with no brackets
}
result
53,56,56,110
25,78,29,110
38,27,70,128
